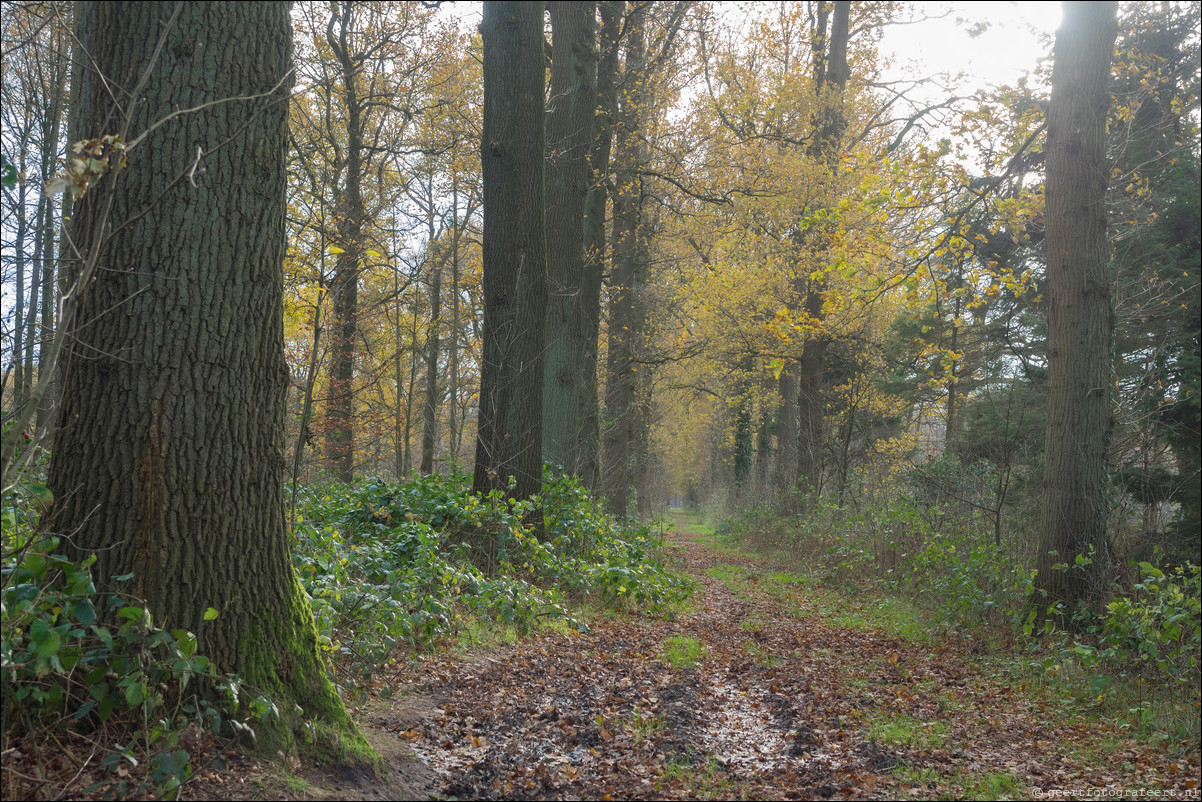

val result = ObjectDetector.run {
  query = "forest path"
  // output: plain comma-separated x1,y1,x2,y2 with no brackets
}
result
244,512,1195,801
365,511,1194,801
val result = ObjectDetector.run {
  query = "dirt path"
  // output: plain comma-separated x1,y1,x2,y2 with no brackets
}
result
222,518,1198,801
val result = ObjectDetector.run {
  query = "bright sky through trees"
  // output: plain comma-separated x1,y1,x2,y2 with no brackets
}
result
441,2,1063,92
881,2,1063,92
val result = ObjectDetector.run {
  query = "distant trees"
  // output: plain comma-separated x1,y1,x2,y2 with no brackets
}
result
286,2,480,483
0,2,70,439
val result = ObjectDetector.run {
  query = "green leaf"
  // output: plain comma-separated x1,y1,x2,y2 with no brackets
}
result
24,483,53,510
75,598,96,625
125,682,146,707
35,629,63,660
203,607,219,621
116,606,144,620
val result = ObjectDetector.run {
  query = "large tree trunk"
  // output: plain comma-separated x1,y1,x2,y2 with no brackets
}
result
601,6,650,516
577,0,623,491
473,1,547,501
1033,0,1118,624
48,1,362,755
542,0,599,480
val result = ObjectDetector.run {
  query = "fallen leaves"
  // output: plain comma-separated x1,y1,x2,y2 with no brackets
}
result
369,526,1200,800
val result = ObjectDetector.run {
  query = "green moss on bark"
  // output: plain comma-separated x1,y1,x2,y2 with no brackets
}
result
236,574,377,766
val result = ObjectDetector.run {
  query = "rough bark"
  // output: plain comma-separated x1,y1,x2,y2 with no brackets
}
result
1033,0,1118,623
542,0,599,480
601,5,650,516
578,0,624,490
473,1,547,501
48,1,366,759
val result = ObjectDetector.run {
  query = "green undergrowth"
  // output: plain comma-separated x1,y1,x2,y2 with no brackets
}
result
1,531,280,800
291,470,691,696
700,486,1201,754
2,469,689,799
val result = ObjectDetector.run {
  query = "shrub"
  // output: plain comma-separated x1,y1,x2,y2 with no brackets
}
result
290,471,691,693
1,537,276,800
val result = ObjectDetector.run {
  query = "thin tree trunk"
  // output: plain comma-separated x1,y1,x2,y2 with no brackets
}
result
323,4,366,483
733,357,754,497
421,173,442,476
12,160,28,412
602,5,649,516
36,65,66,432
290,288,325,525
448,180,461,471
404,300,421,475
755,395,771,504
776,367,798,494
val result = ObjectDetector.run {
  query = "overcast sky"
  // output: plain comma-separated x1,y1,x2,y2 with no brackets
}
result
881,2,1062,93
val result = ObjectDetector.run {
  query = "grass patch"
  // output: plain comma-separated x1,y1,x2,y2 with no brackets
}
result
457,619,521,650
285,774,310,794
865,712,949,750
705,563,752,582
741,639,783,668
663,635,707,669
893,766,1025,800
623,708,667,745
825,596,929,643
658,755,732,798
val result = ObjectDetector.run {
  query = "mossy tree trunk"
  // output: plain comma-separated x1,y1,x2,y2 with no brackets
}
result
473,1,547,501
48,1,365,758
1033,0,1118,624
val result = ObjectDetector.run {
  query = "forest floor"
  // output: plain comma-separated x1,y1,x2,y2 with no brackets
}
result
186,511,1201,800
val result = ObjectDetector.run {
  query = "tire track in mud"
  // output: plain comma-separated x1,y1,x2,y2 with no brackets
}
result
384,525,910,800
